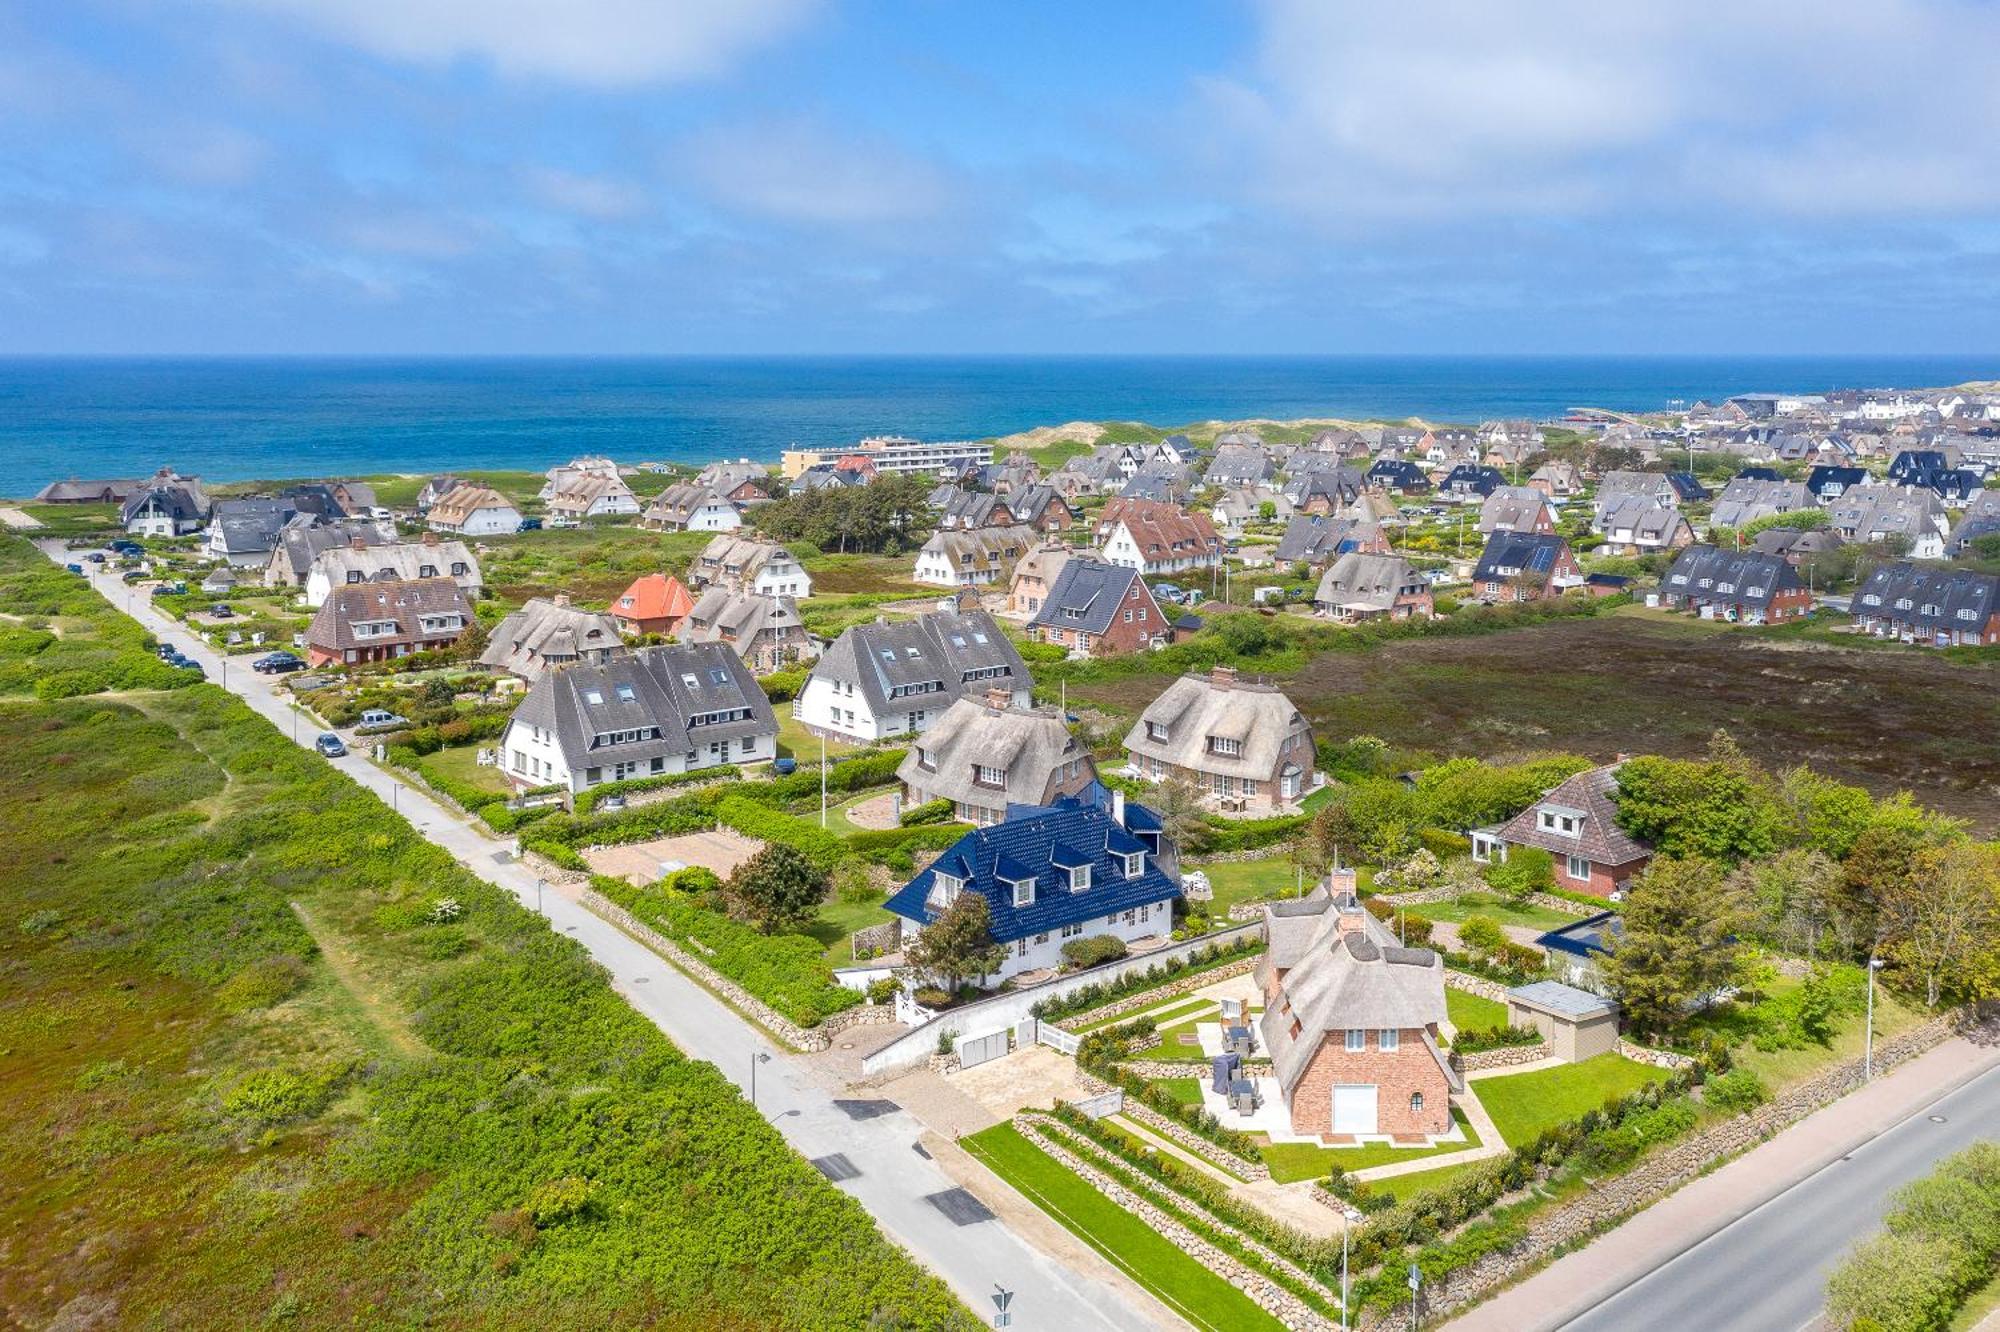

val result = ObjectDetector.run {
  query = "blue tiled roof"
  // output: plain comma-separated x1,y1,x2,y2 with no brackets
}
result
885,796,1182,942
1537,911,1623,958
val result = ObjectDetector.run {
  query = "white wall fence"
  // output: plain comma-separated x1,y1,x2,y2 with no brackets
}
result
859,922,1262,1078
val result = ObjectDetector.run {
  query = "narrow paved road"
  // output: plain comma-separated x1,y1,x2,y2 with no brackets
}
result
58,547,1171,1332
1561,1062,2000,1332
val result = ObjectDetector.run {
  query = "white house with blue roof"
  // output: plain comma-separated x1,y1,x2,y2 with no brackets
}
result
885,789,1181,982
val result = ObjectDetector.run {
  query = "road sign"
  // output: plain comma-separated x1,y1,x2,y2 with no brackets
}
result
992,1287,1014,1329
1408,1263,1422,1291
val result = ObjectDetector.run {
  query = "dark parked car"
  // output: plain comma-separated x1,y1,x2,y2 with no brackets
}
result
772,757,798,776
85,552,106,563
64,563,83,574
253,652,305,674
209,603,235,618
314,734,348,758
519,517,544,531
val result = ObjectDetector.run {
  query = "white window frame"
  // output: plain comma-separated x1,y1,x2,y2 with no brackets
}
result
1379,1028,1399,1052
1344,1028,1365,1053
1069,865,1091,892
1566,853,1590,881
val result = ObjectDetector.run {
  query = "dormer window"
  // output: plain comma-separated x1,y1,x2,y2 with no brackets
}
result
1146,721,1169,742
1011,877,1035,908
974,764,1006,789
929,873,961,908
1123,852,1144,878
1208,736,1242,757
1069,865,1091,893
916,747,935,772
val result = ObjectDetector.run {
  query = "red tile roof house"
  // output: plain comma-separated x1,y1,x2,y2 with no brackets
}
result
1256,887,1461,1143
611,573,694,637
304,577,474,667
1470,764,1652,897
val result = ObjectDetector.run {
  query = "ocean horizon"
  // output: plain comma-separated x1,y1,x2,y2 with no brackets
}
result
5,353,1997,494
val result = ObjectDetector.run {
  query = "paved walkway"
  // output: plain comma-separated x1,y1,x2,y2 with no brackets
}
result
1353,1080,1510,1182
53,545,1170,1332
1447,1032,2000,1332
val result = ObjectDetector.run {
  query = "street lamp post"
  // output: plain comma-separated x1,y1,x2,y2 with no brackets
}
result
820,731,828,829
1865,955,1884,1080
751,1051,771,1108
537,877,546,915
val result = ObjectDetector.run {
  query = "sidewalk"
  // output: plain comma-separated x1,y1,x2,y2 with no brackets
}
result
1446,1033,2000,1331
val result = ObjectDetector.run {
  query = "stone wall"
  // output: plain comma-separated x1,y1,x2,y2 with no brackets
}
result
521,849,588,886
579,883,890,1052
1443,969,1510,1002
1117,1057,1272,1081
1454,1042,1547,1073
1014,1114,1332,1330
851,919,901,959
1359,1005,1986,1329
1051,955,1259,1034
1615,1039,1699,1071
1077,1071,1271,1181
1377,887,1596,919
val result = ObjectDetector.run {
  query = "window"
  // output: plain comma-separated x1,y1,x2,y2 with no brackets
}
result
1012,878,1034,907
1411,1091,1425,1114
615,683,636,701
1379,1029,1399,1051
1344,1029,1365,1053
1567,853,1590,881
710,668,730,685
1146,721,1169,742
1123,852,1144,878
582,689,604,706
1208,736,1242,756
1123,609,1133,623
930,873,961,907
1060,921,1085,939
1069,865,1092,892
681,673,699,688
975,764,1006,788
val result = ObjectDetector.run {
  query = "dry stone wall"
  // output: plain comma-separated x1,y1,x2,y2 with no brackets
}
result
1052,955,1258,1033
1015,1115,1333,1331
1443,969,1509,1002
1454,1043,1546,1072
1078,1071,1271,1181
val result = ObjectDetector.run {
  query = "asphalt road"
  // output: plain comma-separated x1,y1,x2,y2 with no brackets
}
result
57,547,1168,1332
1560,1061,2000,1332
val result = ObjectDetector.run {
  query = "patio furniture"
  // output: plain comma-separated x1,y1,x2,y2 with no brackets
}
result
1210,1052,1240,1095
1229,1079,1259,1114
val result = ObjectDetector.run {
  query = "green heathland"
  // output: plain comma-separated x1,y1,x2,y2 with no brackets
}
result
0,542,970,1330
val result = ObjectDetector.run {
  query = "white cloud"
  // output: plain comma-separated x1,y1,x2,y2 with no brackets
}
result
207,0,817,87
680,118,954,226
132,124,270,187
520,166,649,221
1209,0,2000,222
338,211,482,258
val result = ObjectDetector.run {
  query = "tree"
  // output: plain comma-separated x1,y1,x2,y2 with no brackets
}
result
1727,848,1852,961
1152,773,1209,857
1600,857,1751,1035
1613,743,1785,865
1485,845,1555,902
1876,842,2000,1007
1459,914,1507,957
901,892,1006,992
722,843,829,933
1310,798,1363,873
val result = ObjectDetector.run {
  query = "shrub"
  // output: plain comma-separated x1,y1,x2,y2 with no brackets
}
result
1703,1067,1767,1114
1486,845,1555,900
1825,1232,1965,1332
524,1176,597,1227
1450,1023,1542,1054
755,668,809,703
898,797,954,827
866,977,899,1005
215,956,310,1013
1059,935,1129,970
1459,914,1508,956
222,1068,332,1126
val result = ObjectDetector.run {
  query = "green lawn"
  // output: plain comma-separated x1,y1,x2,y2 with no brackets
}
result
1255,1107,1482,1184
1191,855,1306,916
420,742,514,796
1684,973,1929,1093
1370,1158,1492,1205
805,892,895,963
1149,1004,1226,1062
775,712,869,763
1445,985,1509,1033
1475,1054,1673,1146
1413,892,1591,932
1074,995,1210,1034
1151,1076,1205,1107
962,1123,1287,1332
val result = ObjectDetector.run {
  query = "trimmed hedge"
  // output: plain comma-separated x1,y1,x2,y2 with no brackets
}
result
575,765,740,815
1031,935,1260,1024
714,795,847,874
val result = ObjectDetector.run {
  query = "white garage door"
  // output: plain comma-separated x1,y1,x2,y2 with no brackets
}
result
1332,1084,1378,1135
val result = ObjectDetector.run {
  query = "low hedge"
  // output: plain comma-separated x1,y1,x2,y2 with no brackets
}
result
1825,1141,2000,1332
533,790,725,850
714,795,848,874
1031,935,1260,1024
590,875,861,1026
479,801,561,834
1199,811,1309,853
898,797,954,827
575,765,740,815
1450,1023,1543,1054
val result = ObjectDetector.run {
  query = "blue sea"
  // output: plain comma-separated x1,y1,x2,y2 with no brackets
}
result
4,355,1997,494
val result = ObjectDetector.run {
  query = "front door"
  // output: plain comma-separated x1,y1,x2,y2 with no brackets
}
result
1332,1084,1378,1135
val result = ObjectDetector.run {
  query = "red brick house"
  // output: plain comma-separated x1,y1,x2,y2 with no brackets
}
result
305,577,474,667
1257,888,1459,1142
1471,764,1651,897
1028,557,1167,656
1471,532,1582,602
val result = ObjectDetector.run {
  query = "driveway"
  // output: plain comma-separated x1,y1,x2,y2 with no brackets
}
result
53,546,1174,1332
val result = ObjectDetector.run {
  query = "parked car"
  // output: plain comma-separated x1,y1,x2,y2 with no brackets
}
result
155,643,178,659
358,708,408,727
64,563,83,574
153,581,188,597
772,757,798,776
314,734,348,758
121,569,147,584
110,541,143,557
519,517,544,531
85,552,106,564
1154,583,1185,604
209,603,234,618
254,653,305,674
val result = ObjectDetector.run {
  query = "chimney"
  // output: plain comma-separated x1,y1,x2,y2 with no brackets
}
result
985,685,1010,711
422,530,439,546
349,534,367,551
1112,788,1126,827
1211,664,1236,690
554,594,572,608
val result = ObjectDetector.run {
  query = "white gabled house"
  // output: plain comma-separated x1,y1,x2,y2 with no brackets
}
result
795,610,1030,743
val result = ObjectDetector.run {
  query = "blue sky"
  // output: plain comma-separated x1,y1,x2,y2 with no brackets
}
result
4,0,2000,355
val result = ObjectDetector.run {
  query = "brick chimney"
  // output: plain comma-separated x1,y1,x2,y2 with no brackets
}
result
349,534,368,550
422,530,439,546
985,685,1010,711
1211,664,1236,690
553,594,571,608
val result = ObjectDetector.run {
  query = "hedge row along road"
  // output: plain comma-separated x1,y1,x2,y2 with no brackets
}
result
50,542,1156,1332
